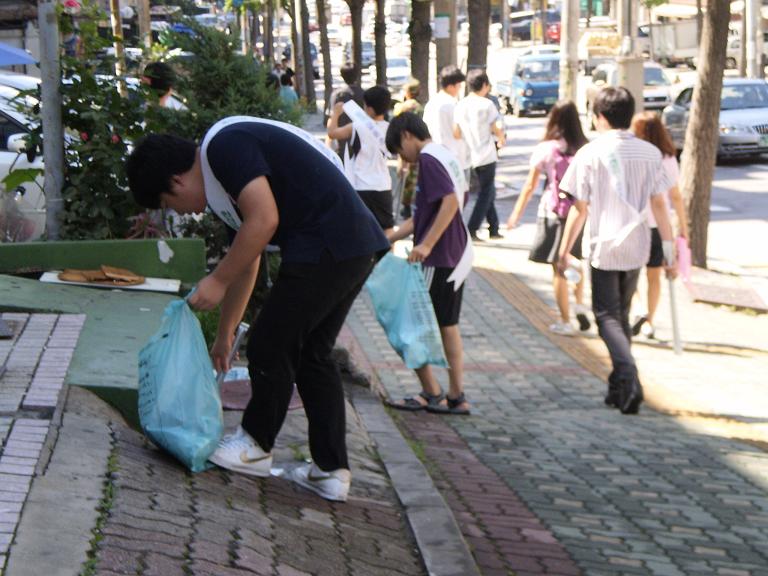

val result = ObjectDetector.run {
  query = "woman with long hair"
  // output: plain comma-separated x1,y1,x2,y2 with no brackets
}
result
507,100,591,336
630,111,689,339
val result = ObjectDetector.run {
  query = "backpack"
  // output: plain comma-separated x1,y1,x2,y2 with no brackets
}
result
548,146,575,220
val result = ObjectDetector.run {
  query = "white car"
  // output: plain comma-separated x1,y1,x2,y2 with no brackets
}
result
386,57,410,89
0,88,45,241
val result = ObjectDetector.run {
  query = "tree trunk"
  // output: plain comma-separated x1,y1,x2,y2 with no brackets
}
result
409,0,431,104
678,0,731,268
316,0,333,118
300,0,316,109
290,0,304,99
345,0,366,80
265,0,274,64
467,0,490,71
374,0,387,86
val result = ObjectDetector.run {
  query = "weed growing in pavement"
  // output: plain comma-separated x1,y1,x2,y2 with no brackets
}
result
288,443,309,462
79,441,119,576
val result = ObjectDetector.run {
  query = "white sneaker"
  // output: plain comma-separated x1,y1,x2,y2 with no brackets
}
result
289,462,351,502
549,321,575,336
208,426,272,477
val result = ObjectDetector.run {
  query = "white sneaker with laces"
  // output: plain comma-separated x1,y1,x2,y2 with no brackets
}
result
208,426,272,477
549,321,575,336
289,462,351,502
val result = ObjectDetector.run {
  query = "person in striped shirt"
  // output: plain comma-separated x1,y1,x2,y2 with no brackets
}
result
557,87,678,415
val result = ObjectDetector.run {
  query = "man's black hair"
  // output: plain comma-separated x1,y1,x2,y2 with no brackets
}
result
364,85,391,117
142,61,176,93
340,64,359,86
593,86,635,129
266,72,280,92
385,112,431,154
466,69,489,93
439,65,466,89
126,134,197,209
280,73,293,87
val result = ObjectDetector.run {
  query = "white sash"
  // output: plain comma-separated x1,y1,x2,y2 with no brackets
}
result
341,101,390,187
342,100,389,155
421,143,474,290
591,148,648,262
200,116,346,230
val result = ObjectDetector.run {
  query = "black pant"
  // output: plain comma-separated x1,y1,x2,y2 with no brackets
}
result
467,162,499,236
243,251,377,471
590,267,641,389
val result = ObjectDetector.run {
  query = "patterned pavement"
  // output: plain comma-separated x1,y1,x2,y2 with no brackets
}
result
0,313,85,574
344,264,768,576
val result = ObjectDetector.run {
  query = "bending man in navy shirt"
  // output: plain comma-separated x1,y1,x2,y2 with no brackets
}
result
126,117,389,502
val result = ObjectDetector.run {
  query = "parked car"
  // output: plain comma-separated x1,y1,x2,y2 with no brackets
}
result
386,57,410,89
585,61,672,122
662,78,768,159
496,53,559,117
343,40,375,69
509,10,560,42
0,88,44,241
282,42,320,79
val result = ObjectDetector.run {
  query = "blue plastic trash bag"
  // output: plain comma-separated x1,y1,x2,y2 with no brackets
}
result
365,252,447,369
138,299,223,472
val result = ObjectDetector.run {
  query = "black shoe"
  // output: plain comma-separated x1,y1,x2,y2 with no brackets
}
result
604,379,619,408
575,308,591,332
469,232,482,242
488,232,504,240
618,379,644,415
604,392,619,408
631,315,647,337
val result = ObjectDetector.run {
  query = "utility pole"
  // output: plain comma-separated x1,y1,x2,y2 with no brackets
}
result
109,0,127,96
745,0,761,78
501,0,510,47
433,0,457,92
136,0,151,49
559,0,579,103
37,0,64,240
616,0,644,113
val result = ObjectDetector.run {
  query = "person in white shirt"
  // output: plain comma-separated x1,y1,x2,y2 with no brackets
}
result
454,69,506,241
328,86,394,233
557,87,678,415
423,66,469,172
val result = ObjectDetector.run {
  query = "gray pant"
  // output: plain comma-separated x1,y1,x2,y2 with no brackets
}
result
590,267,641,390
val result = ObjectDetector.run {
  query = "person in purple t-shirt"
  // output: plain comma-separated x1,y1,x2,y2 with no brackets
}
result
382,112,471,415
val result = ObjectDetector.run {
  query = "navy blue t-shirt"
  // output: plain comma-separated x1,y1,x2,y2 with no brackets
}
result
205,121,389,263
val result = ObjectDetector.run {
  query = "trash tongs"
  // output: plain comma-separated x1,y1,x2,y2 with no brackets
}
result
216,322,250,387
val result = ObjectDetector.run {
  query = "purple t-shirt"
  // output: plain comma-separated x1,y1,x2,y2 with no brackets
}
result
414,152,468,268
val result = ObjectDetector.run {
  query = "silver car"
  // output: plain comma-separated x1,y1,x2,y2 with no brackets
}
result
662,78,768,159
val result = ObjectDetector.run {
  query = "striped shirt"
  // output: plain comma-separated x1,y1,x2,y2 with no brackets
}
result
560,130,671,271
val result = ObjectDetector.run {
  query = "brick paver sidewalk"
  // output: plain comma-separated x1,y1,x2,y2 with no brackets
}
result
0,313,426,576
0,313,85,574
344,262,768,576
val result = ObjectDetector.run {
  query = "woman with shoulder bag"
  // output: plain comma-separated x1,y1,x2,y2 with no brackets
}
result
507,100,590,336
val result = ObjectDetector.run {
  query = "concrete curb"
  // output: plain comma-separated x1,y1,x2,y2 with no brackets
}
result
5,387,115,576
338,329,482,576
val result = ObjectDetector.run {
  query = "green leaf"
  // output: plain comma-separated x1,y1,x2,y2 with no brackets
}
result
2,168,43,191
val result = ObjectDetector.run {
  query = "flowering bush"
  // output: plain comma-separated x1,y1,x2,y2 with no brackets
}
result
19,2,299,241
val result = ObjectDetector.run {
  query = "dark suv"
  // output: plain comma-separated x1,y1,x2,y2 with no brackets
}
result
510,10,560,42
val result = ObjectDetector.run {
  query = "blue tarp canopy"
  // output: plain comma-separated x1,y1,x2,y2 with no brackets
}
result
0,42,36,67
